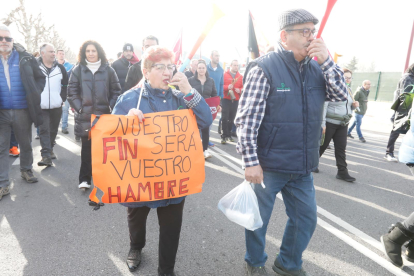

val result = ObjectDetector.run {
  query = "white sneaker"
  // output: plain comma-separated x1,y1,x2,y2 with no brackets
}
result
78,182,91,189
384,153,398,162
204,150,212,159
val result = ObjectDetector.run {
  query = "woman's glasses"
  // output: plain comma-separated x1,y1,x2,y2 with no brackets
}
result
151,64,176,72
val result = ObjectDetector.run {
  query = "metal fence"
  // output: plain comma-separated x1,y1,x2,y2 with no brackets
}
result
350,72,403,103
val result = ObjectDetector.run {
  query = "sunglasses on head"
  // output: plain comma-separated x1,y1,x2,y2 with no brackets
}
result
0,36,13,42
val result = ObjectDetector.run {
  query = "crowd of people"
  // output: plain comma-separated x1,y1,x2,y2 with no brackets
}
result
0,7,413,276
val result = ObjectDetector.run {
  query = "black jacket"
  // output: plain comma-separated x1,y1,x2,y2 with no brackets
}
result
68,63,121,137
111,57,131,93
124,60,143,91
188,76,217,99
14,43,46,127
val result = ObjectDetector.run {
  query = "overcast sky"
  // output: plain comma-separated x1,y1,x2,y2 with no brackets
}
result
2,0,414,72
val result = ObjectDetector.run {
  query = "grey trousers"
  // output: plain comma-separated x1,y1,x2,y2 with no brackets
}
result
39,108,62,158
0,109,34,187
403,212,414,234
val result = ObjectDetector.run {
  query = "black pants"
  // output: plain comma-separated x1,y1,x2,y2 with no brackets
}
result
79,137,92,184
127,200,185,274
221,99,238,138
386,130,400,154
39,108,62,157
320,122,348,172
201,126,209,151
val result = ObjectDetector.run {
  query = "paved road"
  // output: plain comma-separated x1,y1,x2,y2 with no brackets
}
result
1,105,414,276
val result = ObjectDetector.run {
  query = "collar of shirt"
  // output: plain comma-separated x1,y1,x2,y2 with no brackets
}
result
0,51,13,62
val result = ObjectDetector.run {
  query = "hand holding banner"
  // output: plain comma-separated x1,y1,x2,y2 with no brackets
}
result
89,110,205,204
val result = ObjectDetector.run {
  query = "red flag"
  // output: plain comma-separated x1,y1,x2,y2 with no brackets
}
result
205,96,221,120
173,29,183,65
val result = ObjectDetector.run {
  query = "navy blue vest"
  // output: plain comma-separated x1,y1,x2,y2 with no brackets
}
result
0,50,28,109
253,46,326,174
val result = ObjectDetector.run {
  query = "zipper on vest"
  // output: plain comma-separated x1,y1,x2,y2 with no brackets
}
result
298,63,307,173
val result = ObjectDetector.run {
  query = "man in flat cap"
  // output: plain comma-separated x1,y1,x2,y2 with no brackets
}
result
235,8,348,276
112,43,139,93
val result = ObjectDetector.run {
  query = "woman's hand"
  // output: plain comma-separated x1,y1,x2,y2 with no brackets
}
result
127,108,145,123
235,88,241,94
228,84,234,90
169,72,192,94
217,105,222,112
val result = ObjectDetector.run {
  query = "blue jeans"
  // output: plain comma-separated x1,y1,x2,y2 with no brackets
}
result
348,113,364,138
61,100,70,130
245,171,317,271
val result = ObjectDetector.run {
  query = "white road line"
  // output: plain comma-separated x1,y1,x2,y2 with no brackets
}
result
55,134,81,156
209,144,414,274
12,157,20,166
361,183,414,199
209,146,243,165
315,186,407,220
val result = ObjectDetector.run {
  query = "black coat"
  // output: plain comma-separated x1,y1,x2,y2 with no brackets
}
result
68,63,121,137
15,43,46,127
124,60,143,91
188,76,217,99
111,57,130,92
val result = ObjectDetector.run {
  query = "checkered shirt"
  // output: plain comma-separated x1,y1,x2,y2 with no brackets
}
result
235,55,348,168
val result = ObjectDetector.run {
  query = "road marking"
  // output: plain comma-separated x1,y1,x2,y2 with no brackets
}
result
318,161,359,173
361,183,414,199
55,134,81,156
0,216,28,276
209,145,414,274
12,157,20,166
315,186,407,220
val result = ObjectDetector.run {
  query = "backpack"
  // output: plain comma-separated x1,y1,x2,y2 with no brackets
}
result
391,84,414,134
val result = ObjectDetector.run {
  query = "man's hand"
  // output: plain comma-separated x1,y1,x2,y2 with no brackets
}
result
322,126,326,134
307,39,329,65
217,105,222,112
245,164,263,184
352,102,359,107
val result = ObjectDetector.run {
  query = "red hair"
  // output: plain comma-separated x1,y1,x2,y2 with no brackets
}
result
142,46,175,72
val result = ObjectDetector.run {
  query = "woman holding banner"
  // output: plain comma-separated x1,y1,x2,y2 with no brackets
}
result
112,46,212,275
68,40,121,190
188,59,221,159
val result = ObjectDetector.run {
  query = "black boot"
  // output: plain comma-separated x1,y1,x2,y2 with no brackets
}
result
405,240,414,262
336,170,356,182
126,248,142,272
381,223,412,267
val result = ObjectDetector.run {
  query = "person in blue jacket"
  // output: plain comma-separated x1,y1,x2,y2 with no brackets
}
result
112,45,212,276
207,50,224,145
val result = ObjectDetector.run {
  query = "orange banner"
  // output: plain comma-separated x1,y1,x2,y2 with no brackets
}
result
90,110,205,204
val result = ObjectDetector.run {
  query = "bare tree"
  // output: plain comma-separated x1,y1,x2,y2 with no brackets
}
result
2,0,76,62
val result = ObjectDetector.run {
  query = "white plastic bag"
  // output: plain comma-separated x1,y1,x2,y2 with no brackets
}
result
217,180,265,231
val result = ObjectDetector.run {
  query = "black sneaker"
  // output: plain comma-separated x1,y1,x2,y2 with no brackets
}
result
38,157,53,167
221,137,227,144
245,263,270,275
126,249,142,272
384,153,398,162
336,171,356,182
75,136,81,142
359,137,366,143
347,133,354,139
62,128,69,134
228,136,235,142
273,257,309,276
405,240,414,262
21,170,38,183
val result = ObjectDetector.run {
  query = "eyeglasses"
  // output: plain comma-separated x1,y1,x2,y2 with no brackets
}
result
286,28,317,38
344,77,353,80
0,36,13,42
151,64,176,72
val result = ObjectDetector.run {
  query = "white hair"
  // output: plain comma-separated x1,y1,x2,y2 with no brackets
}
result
0,24,11,33
39,43,54,54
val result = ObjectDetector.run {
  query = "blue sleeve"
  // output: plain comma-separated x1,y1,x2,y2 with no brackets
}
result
112,93,133,115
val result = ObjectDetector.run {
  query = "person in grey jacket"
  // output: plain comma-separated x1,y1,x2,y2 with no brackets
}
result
319,68,359,182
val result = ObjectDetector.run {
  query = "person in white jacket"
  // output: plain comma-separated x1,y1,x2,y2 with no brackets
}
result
37,43,68,166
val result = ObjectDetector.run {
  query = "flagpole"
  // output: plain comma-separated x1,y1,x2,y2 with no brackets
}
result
404,19,414,72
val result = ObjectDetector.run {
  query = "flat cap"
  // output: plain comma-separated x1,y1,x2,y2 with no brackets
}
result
278,9,319,30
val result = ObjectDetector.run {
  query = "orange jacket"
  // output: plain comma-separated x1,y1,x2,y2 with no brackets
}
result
223,70,243,101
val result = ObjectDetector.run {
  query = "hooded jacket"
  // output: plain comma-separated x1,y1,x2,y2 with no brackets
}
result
38,58,68,109
0,43,46,127
68,62,121,137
